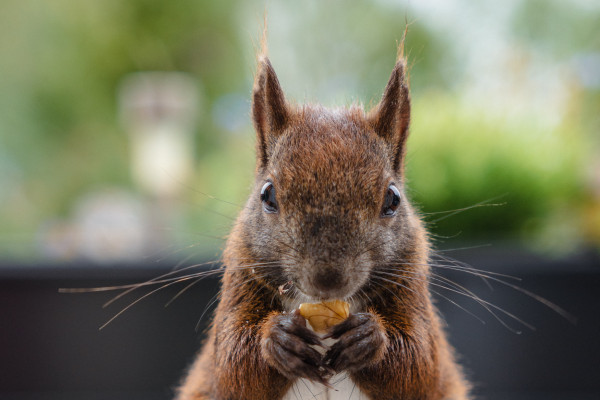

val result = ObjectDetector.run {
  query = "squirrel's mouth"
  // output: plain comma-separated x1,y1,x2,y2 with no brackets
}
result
280,278,367,314
291,284,350,304
283,255,372,303
282,254,372,304
294,275,363,303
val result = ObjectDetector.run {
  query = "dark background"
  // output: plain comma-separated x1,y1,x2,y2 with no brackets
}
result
1,247,599,400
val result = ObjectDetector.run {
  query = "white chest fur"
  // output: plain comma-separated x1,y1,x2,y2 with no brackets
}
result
281,372,368,400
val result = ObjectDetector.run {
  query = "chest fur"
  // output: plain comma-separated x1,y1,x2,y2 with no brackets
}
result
281,372,368,400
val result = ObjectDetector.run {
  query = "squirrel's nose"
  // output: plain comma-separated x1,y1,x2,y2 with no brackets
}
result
311,268,344,292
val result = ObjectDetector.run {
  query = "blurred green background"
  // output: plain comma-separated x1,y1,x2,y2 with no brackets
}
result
0,0,598,263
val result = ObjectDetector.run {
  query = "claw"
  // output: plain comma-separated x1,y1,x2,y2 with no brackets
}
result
322,312,386,373
263,311,332,384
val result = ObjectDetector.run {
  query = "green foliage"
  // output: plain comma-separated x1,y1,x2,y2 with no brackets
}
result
0,0,246,257
407,94,587,250
512,0,600,57
0,0,597,259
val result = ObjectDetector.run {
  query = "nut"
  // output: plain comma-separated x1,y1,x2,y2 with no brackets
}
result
298,300,350,333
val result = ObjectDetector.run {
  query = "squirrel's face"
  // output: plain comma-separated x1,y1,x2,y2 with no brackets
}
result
251,108,421,300
231,56,427,302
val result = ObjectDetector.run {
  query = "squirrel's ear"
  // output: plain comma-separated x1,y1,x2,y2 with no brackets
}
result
252,56,290,169
368,59,411,173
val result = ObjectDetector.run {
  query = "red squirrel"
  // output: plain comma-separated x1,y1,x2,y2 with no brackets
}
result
175,43,470,399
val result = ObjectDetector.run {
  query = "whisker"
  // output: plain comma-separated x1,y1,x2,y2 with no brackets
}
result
166,175,244,209
60,261,279,295
429,287,486,325
369,275,417,300
168,251,203,272
165,277,204,308
430,253,495,291
99,274,203,330
432,254,576,324
428,255,494,292
389,259,522,282
195,289,222,332
281,230,303,255
110,267,268,330
428,230,464,241
352,236,393,259
100,267,225,308
151,241,218,267
62,262,281,331
423,195,507,223
433,244,492,253
361,287,378,308
195,270,275,332
58,259,222,294
376,269,531,333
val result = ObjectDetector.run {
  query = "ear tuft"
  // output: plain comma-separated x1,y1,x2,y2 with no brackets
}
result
259,15,269,59
252,56,290,169
368,57,411,173
396,23,409,63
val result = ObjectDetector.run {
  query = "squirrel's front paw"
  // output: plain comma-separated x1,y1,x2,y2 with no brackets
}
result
323,312,388,373
261,309,334,385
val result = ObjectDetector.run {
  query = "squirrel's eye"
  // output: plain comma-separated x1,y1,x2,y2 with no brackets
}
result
260,182,278,213
381,184,401,217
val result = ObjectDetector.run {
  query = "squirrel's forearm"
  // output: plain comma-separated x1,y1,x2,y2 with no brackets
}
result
177,302,291,400
211,308,291,400
216,334,289,398
351,330,441,400
340,306,445,400
351,310,469,400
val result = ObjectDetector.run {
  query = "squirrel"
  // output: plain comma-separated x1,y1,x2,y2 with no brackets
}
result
175,42,471,400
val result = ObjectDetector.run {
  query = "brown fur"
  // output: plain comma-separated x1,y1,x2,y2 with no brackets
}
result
176,49,470,399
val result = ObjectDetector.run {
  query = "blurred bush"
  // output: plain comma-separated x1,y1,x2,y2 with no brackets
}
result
407,94,588,252
0,0,597,261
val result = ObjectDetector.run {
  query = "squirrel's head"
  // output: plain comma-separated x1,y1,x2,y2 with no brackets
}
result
229,54,428,303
